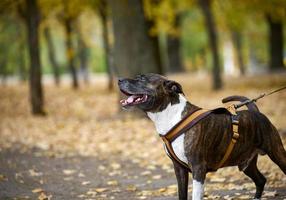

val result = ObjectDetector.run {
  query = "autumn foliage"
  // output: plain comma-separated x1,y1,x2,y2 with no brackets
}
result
0,73,285,199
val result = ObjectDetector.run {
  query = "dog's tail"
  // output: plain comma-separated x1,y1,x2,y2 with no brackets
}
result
222,95,260,112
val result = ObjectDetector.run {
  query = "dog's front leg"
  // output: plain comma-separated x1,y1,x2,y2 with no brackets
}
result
173,160,189,200
191,164,206,200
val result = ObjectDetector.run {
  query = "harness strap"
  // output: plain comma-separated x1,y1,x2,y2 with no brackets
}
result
160,104,240,171
164,109,211,142
162,137,191,171
160,109,212,171
216,106,239,168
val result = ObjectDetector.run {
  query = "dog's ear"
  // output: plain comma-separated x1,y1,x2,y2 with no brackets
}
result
164,80,184,94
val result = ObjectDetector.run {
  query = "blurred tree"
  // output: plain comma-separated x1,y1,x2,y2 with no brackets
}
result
40,0,62,86
216,0,247,75
167,14,184,73
43,26,60,85
97,0,114,90
198,0,222,90
144,0,191,73
76,24,90,85
0,15,13,83
266,15,284,71
145,18,164,75
108,0,162,78
25,0,45,115
62,2,79,89
238,0,285,71
0,58,8,85
231,31,245,75
0,2,28,82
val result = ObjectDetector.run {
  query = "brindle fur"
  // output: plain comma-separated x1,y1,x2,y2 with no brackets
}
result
118,74,286,200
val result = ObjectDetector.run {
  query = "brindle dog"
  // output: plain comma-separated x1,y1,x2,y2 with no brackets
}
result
118,73,286,200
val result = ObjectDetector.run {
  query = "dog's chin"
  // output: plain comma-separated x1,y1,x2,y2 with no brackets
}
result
121,104,134,111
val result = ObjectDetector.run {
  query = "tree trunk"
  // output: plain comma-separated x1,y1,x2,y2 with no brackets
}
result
151,33,164,74
198,0,222,90
77,30,89,85
231,31,245,75
108,0,162,78
0,58,8,86
25,0,45,115
266,15,284,71
43,26,60,85
64,17,79,89
99,1,114,90
18,41,28,81
167,14,184,73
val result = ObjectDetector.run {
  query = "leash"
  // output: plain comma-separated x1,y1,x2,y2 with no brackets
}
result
234,86,286,109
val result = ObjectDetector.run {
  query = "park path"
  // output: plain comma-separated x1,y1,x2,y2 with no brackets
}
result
0,147,285,200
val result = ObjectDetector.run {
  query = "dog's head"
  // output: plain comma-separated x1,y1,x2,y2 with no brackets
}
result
118,73,184,112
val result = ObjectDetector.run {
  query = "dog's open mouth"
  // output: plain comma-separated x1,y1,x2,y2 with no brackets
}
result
120,91,148,106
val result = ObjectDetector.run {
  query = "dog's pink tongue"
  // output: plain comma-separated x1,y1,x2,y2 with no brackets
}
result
127,95,135,103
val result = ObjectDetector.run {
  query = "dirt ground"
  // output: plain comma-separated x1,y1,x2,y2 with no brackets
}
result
0,73,286,199
0,147,285,200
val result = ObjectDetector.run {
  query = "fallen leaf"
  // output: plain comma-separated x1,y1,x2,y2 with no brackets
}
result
77,194,86,198
264,191,277,197
0,174,7,182
210,177,226,182
238,195,251,199
29,169,42,177
86,190,97,197
94,188,108,193
107,180,118,186
38,192,52,200
32,188,44,193
63,177,73,181
111,163,121,170
126,185,137,191
152,175,162,179
62,169,76,175
81,181,90,185
140,171,151,176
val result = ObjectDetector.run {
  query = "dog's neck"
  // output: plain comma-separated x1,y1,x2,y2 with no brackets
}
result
147,94,195,135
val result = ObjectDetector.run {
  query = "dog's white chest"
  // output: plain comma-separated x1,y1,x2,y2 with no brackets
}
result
169,134,188,163
147,94,189,164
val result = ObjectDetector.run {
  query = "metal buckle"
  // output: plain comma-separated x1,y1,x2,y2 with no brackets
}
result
232,124,239,133
233,132,239,140
227,104,237,115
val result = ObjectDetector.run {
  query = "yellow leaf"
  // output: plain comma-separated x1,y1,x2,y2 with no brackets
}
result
141,171,151,176
0,174,7,182
81,181,90,185
126,185,137,191
62,169,76,175
32,188,43,193
94,188,108,193
107,180,118,186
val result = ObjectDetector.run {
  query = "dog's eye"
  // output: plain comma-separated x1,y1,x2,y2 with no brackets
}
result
136,75,146,81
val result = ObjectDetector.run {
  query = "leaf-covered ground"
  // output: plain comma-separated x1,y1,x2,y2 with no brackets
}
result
0,73,285,200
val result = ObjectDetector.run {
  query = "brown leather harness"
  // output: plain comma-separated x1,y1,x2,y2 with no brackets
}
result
160,105,239,172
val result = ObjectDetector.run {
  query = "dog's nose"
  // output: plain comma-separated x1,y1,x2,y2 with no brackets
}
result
118,78,124,83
